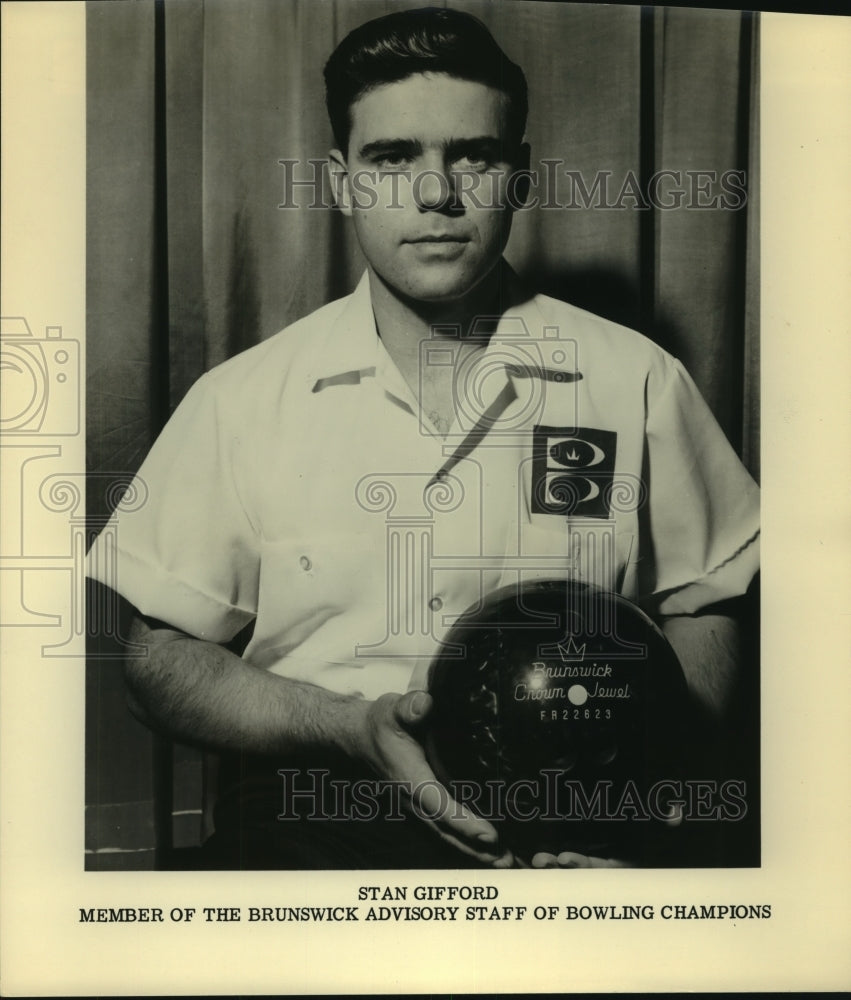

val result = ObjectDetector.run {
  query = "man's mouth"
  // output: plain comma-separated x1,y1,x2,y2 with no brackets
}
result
405,234,470,243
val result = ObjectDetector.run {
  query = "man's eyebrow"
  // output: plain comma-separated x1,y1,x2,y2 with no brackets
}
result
358,138,422,160
357,135,506,160
444,135,503,158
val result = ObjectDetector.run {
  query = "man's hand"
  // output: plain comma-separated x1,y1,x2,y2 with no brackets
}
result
355,690,514,868
522,799,684,869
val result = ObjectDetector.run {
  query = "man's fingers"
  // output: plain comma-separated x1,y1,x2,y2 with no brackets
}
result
424,822,514,867
403,771,510,865
393,688,432,728
531,852,562,869
555,851,634,869
555,851,593,868
386,690,498,839
580,854,634,868
531,851,635,869
368,690,511,865
406,754,502,845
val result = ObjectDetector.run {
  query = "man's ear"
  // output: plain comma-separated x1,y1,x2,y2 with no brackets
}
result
328,149,352,217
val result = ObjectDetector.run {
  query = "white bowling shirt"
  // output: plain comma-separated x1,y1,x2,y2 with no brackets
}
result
88,269,759,700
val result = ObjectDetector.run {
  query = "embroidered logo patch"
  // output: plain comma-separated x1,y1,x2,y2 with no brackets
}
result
531,425,617,518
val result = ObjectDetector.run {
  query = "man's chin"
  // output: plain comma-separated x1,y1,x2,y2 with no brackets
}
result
394,268,494,305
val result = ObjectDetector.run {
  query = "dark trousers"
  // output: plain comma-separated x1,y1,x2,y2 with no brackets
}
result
193,750,482,871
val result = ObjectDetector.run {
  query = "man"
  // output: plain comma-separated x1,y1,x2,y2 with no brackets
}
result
88,8,759,869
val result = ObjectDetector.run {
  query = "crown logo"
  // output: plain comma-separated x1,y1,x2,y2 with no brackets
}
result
557,637,586,662
564,448,580,461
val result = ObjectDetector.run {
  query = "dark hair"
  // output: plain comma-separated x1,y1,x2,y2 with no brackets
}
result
324,6,528,154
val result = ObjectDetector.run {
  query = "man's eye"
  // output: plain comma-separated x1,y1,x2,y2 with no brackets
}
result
452,154,492,172
376,154,412,170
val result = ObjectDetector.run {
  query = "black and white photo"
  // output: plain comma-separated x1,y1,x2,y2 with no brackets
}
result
85,1,761,873
2,1,850,995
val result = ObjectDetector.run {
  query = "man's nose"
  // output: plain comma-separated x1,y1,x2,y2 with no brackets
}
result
414,163,461,213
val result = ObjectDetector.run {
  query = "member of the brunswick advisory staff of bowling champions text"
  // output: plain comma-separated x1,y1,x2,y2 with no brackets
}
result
87,7,760,870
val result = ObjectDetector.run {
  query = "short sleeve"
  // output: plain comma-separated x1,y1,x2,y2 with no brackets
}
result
86,374,259,642
643,356,759,615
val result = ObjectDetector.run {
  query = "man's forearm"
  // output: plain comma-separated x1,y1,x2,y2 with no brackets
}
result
124,613,513,864
125,615,369,757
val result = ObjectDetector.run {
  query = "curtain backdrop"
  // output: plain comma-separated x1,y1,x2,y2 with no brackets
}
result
85,0,759,866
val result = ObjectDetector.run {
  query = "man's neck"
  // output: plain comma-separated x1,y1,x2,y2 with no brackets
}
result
367,265,507,369
366,263,519,438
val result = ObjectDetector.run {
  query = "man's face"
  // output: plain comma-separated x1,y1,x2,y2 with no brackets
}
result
331,73,527,303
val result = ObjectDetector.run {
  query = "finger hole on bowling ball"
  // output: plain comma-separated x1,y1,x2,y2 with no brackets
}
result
551,751,578,771
591,741,618,766
662,802,684,827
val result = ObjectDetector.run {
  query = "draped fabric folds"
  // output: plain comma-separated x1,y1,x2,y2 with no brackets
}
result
85,1,759,862
87,0,759,505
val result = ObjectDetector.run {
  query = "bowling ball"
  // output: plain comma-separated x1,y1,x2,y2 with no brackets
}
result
424,579,692,863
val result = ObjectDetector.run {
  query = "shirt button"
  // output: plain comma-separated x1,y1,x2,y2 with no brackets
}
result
428,596,443,612
299,555,312,571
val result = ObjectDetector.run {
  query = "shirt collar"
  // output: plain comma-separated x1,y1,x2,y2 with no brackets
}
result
311,272,380,386
310,263,581,391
